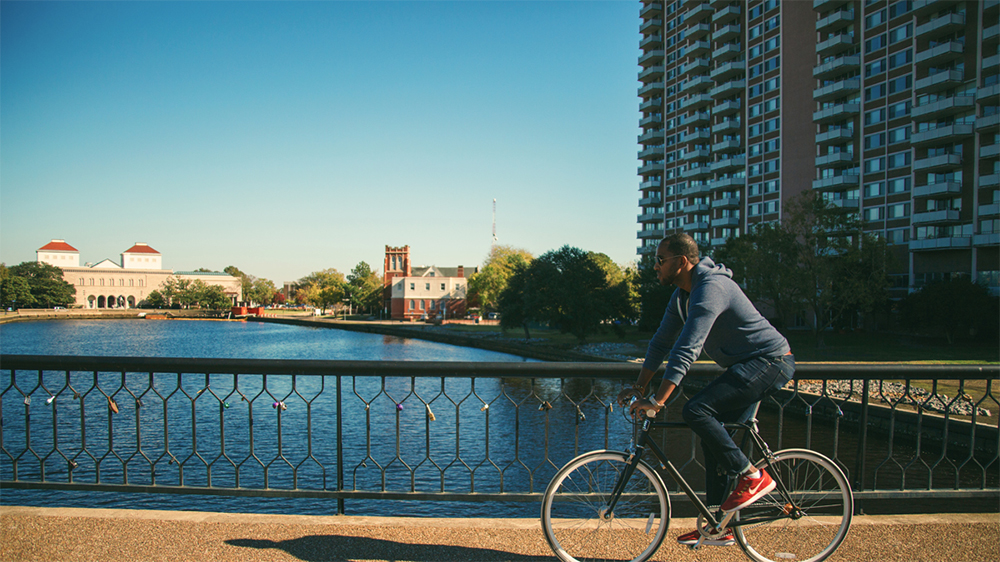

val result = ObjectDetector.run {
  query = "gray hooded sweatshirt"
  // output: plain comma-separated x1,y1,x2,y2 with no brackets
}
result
643,256,790,386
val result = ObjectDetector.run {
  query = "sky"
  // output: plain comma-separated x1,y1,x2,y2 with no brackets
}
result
1,1,641,283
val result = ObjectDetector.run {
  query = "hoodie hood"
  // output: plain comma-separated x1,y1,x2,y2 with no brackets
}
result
693,256,733,283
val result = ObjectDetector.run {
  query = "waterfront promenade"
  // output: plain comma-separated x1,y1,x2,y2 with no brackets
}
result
2,506,997,562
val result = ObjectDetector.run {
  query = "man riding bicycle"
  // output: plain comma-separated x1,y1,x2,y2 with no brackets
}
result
617,233,794,547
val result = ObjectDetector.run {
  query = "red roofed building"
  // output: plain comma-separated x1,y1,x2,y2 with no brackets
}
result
382,245,476,321
121,243,163,270
36,239,80,267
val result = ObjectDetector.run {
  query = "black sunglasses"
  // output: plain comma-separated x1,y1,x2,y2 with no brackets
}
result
655,255,683,265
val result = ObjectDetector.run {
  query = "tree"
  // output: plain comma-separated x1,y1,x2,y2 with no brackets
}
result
468,246,534,312
6,262,76,308
144,290,166,309
297,268,347,313
898,279,1000,344
498,246,630,342
1,275,35,309
250,278,277,306
197,284,233,310
347,261,383,314
633,254,673,331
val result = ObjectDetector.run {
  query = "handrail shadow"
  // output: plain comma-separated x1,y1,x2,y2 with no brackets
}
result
226,535,552,562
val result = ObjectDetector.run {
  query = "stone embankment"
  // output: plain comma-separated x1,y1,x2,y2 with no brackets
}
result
795,379,992,417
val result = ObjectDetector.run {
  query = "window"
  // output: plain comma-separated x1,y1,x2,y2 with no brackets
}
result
889,0,912,19
425,283,430,290
78,278,84,285
865,108,887,125
749,183,762,196
888,125,909,143
410,283,415,290
440,283,445,290
866,58,887,77
888,49,912,69
764,201,779,214
749,143,762,156
764,139,780,153
764,37,779,53
749,123,763,137
888,101,911,119
764,78,779,93
865,132,886,150
764,117,780,132
749,103,763,118
764,56,780,73
888,23,912,44
865,83,887,101
749,84,763,97
865,9,886,29
749,45,763,58
749,203,762,216
888,228,909,245
749,24,763,39
765,15,780,31
888,177,910,193
865,206,885,221
865,34,887,53
409,300,415,310
888,75,911,94
888,203,909,218
749,63,763,79
764,97,779,112
865,181,885,197
887,150,910,169
865,157,886,173
749,163,763,177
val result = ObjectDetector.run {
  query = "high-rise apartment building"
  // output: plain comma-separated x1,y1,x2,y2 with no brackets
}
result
638,0,999,297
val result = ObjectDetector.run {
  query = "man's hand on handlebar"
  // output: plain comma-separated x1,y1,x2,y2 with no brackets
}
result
628,397,662,419
616,386,644,408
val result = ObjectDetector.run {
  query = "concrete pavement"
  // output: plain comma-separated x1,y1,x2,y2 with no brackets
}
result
1,506,997,562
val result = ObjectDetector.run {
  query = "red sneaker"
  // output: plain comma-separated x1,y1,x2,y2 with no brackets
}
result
676,527,735,546
721,469,775,512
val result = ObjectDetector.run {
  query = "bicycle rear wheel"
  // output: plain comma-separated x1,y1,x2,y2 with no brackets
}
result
541,450,670,562
734,449,853,562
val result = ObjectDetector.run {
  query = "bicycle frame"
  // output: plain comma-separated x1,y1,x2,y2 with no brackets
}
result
606,415,800,533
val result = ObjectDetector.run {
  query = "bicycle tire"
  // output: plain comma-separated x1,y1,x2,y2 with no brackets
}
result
541,450,671,562
734,448,853,562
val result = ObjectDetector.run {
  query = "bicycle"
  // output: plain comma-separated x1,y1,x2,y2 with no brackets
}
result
541,398,853,562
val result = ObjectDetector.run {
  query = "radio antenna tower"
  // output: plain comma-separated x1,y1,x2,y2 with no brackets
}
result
492,198,498,247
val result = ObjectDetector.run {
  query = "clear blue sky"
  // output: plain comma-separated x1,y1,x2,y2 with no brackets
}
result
1,1,641,283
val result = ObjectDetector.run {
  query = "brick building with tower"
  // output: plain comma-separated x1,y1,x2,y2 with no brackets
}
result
382,245,477,321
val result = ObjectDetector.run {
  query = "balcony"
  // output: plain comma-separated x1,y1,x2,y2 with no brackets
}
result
984,54,1000,72
639,49,665,67
711,119,741,134
713,5,741,24
687,2,714,21
915,13,966,40
688,40,712,57
914,69,964,94
682,57,711,76
712,24,741,43
683,221,711,232
640,114,663,128
640,2,662,18
915,41,964,67
910,236,972,250
711,156,746,172
638,81,664,97
910,124,974,147
712,217,741,227
714,99,741,117
911,95,975,119
984,23,1000,42
977,83,1000,104
640,178,662,190
639,65,665,82
812,174,860,190
816,34,855,57
687,111,711,126
638,228,667,240
816,10,854,34
978,203,1000,217
816,128,855,146
813,103,861,124
681,165,713,179
914,181,963,198
912,210,961,225
640,18,662,34
639,162,665,176
813,78,861,102
974,233,1000,247
913,153,963,172
687,22,712,41
977,113,1000,132
638,211,665,222
813,55,861,81
712,176,747,190
639,195,663,206
640,35,663,49
981,174,1000,189
681,148,712,162
711,61,745,82
639,129,664,143
813,0,851,11
688,129,712,141
981,144,1000,159
913,0,950,16
680,93,714,111
685,182,713,196
713,139,742,153
829,198,860,211
681,75,714,95
713,43,742,62
711,79,746,99
640,97,663,112
816,152,856,168
638,145,665,160
712,197,741,209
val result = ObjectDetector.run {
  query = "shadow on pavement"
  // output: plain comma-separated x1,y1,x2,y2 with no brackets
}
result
227,535,552,562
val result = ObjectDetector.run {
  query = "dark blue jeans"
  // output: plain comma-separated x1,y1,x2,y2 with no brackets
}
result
681,354,795,506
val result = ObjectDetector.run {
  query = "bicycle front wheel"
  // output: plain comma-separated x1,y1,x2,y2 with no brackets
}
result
541,450,670,562
734,449,853,562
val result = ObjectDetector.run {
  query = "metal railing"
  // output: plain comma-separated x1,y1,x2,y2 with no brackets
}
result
2,355,997,514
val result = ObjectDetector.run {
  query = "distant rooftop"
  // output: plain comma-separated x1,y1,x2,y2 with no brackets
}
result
123,243,160,254
38,239,79,252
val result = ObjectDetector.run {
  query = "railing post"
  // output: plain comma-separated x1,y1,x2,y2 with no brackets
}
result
854,378,870,501
336,374,344,515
